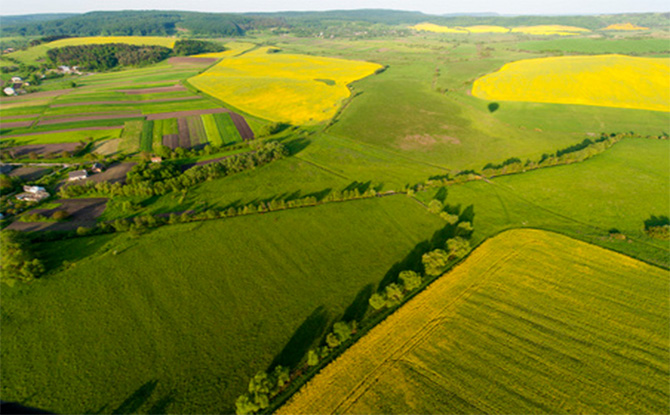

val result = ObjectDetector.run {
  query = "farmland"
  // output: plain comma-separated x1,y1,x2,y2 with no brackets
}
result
0,196,443,414
472,55,670,112
0,9,669,415
279,229,669,414
188,47,383,124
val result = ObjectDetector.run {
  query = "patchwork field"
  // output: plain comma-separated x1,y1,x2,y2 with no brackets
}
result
0,196,443,414
279,229,669,414
472,55,670,112
188,47,383,124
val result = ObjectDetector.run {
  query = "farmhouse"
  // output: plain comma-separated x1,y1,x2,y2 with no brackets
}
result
68,170,88,181
11,76,22,83
91,162,104,173
3,87,16,96
16,186,50,202
151,156,163,163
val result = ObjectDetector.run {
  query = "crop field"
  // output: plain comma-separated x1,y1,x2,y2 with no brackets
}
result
602,23,649,30
188,47,383,124
473,55,670,112
510,25,591,35
279,229,669,415
5,36,177,65
0,196,443,414
515,38,670,55
411,23,590,35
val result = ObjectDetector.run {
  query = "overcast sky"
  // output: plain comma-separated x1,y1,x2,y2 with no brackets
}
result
1,0,667,16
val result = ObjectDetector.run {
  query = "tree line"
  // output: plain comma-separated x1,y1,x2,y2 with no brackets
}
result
0,230,45,283
47,44,172,71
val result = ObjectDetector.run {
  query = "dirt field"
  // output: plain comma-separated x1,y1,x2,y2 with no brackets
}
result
230,113,255,140
82,162,136,184
7,166,53,181
0,126,123,139
38,112,142,126
1,114,41,120
0,89,70,102
8,142,80,157
6,198,107,232
177,118,190,148
145,108,229,121
119,85,187,94
167,57,218,65
0,120,34,129
162,134,179,149
50,96,202,108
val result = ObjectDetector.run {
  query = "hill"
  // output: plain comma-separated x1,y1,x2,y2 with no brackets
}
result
278,229,669,414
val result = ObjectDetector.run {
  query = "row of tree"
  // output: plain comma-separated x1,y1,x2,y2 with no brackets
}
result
59,141,288,198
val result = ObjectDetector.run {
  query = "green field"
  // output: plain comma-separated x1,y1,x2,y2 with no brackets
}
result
515,37,670,55
279,229,669,414
416,138,670,267
0,196,443,413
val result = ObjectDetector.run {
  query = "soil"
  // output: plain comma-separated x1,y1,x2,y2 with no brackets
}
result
8,142,80,157
7,166,52,181
146,108,229,121
50,96,201,108
6,198,107,232
162,134,179,149
81,162,136,185
1,120,34,128
38,112,142,126
168,57,218,65
177,118,191,148
1,113,41,120
230,113,255,140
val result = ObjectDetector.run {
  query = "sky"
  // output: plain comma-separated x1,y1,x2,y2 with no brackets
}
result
1,0,667,16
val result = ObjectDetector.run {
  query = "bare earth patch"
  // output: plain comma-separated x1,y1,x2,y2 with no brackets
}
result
7,142,80,157
51,96,202,108
168,57,218,65
7,166,52,181
397,134,461,150
6,198,107,232
118,85,187,95
0,126,123,139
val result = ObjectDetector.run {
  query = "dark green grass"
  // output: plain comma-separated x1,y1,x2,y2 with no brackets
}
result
140,121,154,152
417,138,670,267
1,196,443,414
213,112,242,144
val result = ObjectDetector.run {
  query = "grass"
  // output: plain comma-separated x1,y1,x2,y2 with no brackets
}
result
416,138,670,267
202,113,223,146
1,196,443,414
515,38,670,55
118,121,143,153
0,129,122,145
279,228,669,414
472,55,670,112
188,47,382,124
213,112,242,144
140,121,154,152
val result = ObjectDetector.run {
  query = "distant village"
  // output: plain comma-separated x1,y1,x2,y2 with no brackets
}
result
2,65,81,96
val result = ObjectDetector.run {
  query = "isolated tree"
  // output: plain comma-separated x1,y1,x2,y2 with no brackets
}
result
51,210,70,221
446,237,470,259
369,292,387,310
248,371,271,395
384,283,404,306
272,365,290,389
307,349,319,366
326,332,341,349
399,270,422,291
440,211,459,225
422,249,449,277
428,199,443,214
235,394,259,415
456,221,473,236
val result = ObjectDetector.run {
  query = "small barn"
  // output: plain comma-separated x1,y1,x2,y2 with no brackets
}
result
68,170,88,181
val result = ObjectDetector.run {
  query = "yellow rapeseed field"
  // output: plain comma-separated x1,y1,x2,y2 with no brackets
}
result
510,25,590,35
193,41,255,58
602,23,649,31
278,229,668,414
188,46,382,124
45,36,176,48
472,54,670,112
411,23,508,33
411,23,468,33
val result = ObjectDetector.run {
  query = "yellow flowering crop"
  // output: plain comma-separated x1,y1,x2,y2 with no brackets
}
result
510,25,591,35
411,23,509,34
472,54,670,112
45,36,176,48
189,46,382,124
601,23,649,31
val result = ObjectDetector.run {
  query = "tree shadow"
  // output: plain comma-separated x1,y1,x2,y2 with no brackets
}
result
305,188,332,201
284,137,311,156
459,204,475,224
270,306,329,370
343,181,371,193
147,392,175,415
112,380,159,414
342,284,374,322
433,187,448,203
0,402,53,414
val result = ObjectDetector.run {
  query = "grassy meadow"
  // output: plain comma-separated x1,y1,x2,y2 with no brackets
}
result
279,229,669,414
1,196,443,413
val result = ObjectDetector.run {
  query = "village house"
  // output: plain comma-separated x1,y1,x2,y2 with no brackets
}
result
68,169,88,181
151,156,162,163
91,162,104,174
16,185,50,202
10,76,22,83
3,87,16,96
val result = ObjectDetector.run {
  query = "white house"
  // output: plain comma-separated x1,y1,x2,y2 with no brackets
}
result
23,185,46,194
3,87,16,96
68,170,88,181
10,76,22,83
